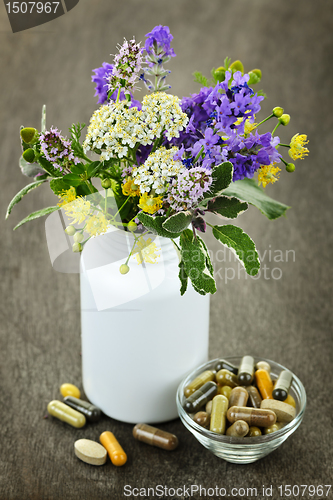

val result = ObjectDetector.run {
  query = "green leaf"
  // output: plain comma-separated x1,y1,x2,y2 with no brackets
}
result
38,157,63,178
208,196,248,219
212,224,260,276
19,156,46,178
49,178,70,195
62,174,83,187
201,161,233,202
6,180,46,219
86,161,101,178
193,71,210,87
162,211,193,233
197,236,214,276
178,260,188,296
70,163,85,175
137,213,183,239
223,178,290,220
179,229,216,295
14,206,60,230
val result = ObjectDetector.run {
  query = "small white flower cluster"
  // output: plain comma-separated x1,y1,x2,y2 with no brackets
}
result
132,146,185,195
83,102,151,160
141,92,188,141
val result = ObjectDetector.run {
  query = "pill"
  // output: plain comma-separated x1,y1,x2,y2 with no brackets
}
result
256,361,271,373
217,385,232,399
283,394,296,408
260,399,296,423
228,387,249,408
63,396,101,422
100,431,127,466
210,395,228,434
255,369,273,399
227,406,276,427
237,356,255,385
184,370,215,398
246,386,262,408
74,439,107,465
246,426,262,437
133,423,178,450
264,422,285,435
216,369,239,388
214,359,238,375
205,400,213,415
193,411,210,429
47,400,86,428
183,381,217,413
60,383,81,399
226,420,249,437
272,370,293,401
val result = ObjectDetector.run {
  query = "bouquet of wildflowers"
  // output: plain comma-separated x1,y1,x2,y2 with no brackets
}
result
6,25,309,295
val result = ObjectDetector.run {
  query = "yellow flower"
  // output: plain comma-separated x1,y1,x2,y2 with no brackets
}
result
235,115,257,135
138,192,163,214
58,187,77,208
85,212,109,237
132,237,160,265
122,178,140,197
258,163,281,188
289,134,309,160
63,197,91,224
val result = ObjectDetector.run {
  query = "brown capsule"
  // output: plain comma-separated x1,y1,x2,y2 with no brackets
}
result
216,369,239,388
226,420,249,437
246,386,263,408
228,387,249,408
193,411,210,428
184,370,215,398
246,426,262,437
227,406,276,428
133,424,178,451
255,369,273,399
183,381,217,413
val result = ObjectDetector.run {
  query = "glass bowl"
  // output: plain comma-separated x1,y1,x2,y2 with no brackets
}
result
176,356,306,464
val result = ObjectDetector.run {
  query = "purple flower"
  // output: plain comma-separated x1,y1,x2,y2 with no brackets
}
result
40,127,80,172
92,63,114,104
145,25,176,58
167,166,213,211
108,38,143,95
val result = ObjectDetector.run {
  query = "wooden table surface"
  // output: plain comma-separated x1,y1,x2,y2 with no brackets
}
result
1,1,332,499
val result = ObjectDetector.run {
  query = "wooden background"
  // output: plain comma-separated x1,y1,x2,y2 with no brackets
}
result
0,1,332,498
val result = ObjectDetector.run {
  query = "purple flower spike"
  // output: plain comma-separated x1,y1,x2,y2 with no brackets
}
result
145,25,176,58
92,63,114,104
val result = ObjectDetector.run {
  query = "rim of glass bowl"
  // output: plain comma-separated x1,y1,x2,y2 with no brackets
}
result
176,356,307,445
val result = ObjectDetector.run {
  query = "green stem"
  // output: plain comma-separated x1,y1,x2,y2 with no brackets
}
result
116,88,121,104
279,143,290,148
194,146,204,163
112,195,131,221
280,158,289,166
256,114,274,127
272,122,281,135
85,181,94,194
104,189,108,214
165,206,172,217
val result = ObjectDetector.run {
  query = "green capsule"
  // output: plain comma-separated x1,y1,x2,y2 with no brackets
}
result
214,359,238,375
264,422,285,435
272,370,293,401
47,400,86,428
184,370,215,398
210,395,228,434
216,369,239,388
246,426,262,437
183,381,217,413
237,356,255,385
63,396,102,422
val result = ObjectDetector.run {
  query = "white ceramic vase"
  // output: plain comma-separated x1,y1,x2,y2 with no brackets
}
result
80,228,210,424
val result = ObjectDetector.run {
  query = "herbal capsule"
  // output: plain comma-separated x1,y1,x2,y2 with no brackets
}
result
246,386,262,408
237,356,255,385
214,359,238,375
184,370,215,398
133,424,178,451
272,370,293,401
216,369,239,388
283,394,296,408
210,395,228,434
47,400,86,428
183,381,217,413
193,411,210,429
226,420,249,437
264,422,285,435
261,399,296,423
60,383,81,399
100,431,127,466
63,396,101,422
256,361,271,373
255,369,273,399
228,387,249,408
227,406,276,427
206,400,213,415
246,426,262,437
217,385,232,399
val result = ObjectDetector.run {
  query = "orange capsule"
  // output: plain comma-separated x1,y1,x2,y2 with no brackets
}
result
255,369,273,399
100,431,127,466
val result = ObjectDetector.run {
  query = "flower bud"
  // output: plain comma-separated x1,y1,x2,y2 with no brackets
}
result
286,163,295,172
65,225,76,236
213,67,225,83
22,148,35,163
273,107,284,118
119,264,130,275
248,69,262,85
230,60,244,74
74,232,84,243
72,242,82,253
279,114,290,126
127,221,137,232
20,127,39,145
101,178,111,189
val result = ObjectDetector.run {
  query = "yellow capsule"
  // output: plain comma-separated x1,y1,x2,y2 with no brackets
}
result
184,370,215,398
47,400,86,428
100,431,127,466
210,395,228,434
264,422,285,435
283,394,296,408
246,426,262,437
216,369,239,388
217,385,232,399
60,383,81,399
